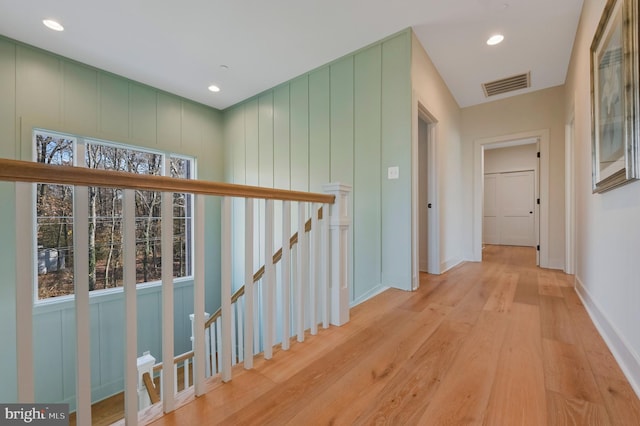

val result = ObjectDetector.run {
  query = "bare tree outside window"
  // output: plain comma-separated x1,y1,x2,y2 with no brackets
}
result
36,133,74,299
35,131,194,300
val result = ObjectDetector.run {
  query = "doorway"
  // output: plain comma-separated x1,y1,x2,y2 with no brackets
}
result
418,118,429,271
473,130,550,267
411,97,440,290
483,170,536,247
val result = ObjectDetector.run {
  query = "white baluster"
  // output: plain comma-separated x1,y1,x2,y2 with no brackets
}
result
281,201,291,350
322,203,331,329
173,364,178,395
74,184,91,424
231,302,237,365
237,297,244,363
215,320,222,374
193,194,206,396
206,325,213,377
221,196,233,381
310,203,319,335
162,190,175,411
184,359,189,390
244,198,254,368
123,189,138,424
264,199,274,359
296,202,306,342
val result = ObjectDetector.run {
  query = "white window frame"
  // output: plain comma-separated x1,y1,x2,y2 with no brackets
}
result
33,129,196,305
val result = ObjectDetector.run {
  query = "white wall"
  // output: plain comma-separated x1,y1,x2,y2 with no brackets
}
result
411,32,464,272
485,144,537,174
461,86,566,268
564,0,640,395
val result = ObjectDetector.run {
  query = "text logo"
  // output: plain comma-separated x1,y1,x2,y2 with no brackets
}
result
0,404,68,426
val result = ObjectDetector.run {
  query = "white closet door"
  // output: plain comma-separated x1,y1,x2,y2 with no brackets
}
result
483,174,499,245
483,171,535,247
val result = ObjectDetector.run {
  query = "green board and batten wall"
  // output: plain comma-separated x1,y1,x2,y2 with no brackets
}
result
0,28,415,404
0,35,224,405
223,29,413,303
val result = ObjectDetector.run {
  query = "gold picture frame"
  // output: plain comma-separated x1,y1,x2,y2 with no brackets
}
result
591,0,640,193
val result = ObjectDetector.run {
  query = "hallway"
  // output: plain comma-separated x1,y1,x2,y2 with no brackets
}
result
146,245,640,425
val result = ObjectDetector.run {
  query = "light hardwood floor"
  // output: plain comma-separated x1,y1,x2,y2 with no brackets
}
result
128,245,640,424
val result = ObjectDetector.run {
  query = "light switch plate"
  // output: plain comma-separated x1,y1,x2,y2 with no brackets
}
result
388,166,399,180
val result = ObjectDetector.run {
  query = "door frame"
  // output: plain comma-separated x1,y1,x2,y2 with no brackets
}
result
411,94,440,290
473,129,550,267
483,169,537,247
565,114,576,274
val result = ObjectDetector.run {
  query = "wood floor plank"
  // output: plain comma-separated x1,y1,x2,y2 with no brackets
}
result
483,271,517,313
216,307,416,425
252,327,350,383
483,303,547,425
150,368,275,426
416,311,509,425
539,269,565,297
513,271,540,305
542,338,604,404
122,246,639,426
561,287,612,355
352,320,471,425
585,349,628,382
596,375,640,426
540,294,577,344
546,390,611,426
445,277,495,326
286,303,452,426
399,264,478,311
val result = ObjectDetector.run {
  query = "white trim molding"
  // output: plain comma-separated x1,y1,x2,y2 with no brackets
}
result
575,276,640,399
441,257,465,274
472,129,550,267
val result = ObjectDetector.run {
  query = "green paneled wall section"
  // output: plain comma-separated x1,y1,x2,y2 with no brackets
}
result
354,45,383,299
0,36,224,404
380,32,412,291
0,27,414,405
222,30,413,302
0,38,17,403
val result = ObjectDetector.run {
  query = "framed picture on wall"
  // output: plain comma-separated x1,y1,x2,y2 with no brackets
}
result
590,0,640,193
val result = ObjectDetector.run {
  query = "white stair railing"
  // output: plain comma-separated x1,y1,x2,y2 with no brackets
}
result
2,157,350,425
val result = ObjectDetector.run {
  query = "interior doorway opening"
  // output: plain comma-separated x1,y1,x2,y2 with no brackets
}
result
411,97,440,290
482,139,540,265
473,130,550,268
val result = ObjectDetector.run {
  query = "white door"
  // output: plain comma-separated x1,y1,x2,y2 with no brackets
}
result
483,174,499,244
483,171,535,247
418,119,429,272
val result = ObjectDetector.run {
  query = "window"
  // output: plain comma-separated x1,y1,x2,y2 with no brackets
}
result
35,130,195,301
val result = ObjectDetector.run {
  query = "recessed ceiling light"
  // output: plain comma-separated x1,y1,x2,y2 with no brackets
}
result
43,19,64,32
487,34,504,46
208,85,221,93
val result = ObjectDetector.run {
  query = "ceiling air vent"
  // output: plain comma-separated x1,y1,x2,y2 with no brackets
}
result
482,72,530,97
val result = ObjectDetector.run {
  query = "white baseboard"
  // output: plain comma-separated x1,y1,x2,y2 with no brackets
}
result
546,257,565,271
350,284,389,308
575,276,640,399
441,257,464,273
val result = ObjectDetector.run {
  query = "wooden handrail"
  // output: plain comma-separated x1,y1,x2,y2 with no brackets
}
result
142,372,160,404
0,158,335,204
203,206,324,329
152,350,195,373
0,157,334,371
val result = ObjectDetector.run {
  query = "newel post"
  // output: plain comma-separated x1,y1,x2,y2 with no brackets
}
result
322,183,352,326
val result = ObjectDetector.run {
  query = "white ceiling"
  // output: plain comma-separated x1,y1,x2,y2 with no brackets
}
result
0,0,584,110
